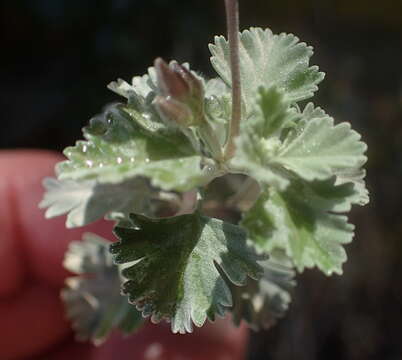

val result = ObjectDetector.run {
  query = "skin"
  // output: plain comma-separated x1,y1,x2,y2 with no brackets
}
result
0,150,247,360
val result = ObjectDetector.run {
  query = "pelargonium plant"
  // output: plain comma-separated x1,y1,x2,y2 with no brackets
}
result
40,0,368,344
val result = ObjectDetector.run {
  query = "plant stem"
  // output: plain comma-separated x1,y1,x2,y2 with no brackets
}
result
223,0,242,160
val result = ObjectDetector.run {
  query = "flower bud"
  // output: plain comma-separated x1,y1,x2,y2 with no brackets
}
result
154,58,205,127
154,95,193,127
170,61,204,101
154,58,190,99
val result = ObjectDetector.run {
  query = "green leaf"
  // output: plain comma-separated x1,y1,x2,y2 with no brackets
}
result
231,259,295,330
56,103,204,192
232,92,367,196
205,77,231,99
209,27,325,112
107,67,157,102
242,180,356,275
107,69,167,138
274,104,367,182
231,86,298,190
61,233,144,344
251,86,298,138
335,167,369,206
110,213,264,333
39,177,155,228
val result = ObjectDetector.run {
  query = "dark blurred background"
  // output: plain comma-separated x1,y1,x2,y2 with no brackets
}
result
2,0,402,359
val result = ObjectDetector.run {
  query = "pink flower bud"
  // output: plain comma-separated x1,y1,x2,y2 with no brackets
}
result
170,61,204,100
153,58,205,127
154,58,190,99
154,96,193,127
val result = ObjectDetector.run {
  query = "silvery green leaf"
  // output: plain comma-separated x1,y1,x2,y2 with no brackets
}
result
232,91,367,197
274,105,367,182
56,103,204,192
231,86,298,190
39,177,154,228
110,213,264,334
61,233,144,344
107,65,160,112
205,78,230,99
250,86,298,138
242,180,357,275
107,70,156,101
335,168,369,206
231,259,295,330
209,27,324,112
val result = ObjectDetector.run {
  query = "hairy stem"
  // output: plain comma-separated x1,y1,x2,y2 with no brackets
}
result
223,0,242,160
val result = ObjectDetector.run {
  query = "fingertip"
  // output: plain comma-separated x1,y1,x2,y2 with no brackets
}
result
0,150,114,289
35,336,92,360
92,317,248,360
0,150,61,297
0,186,24,297
23,215,113,288
0,283,70,359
